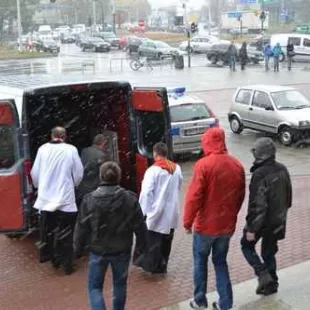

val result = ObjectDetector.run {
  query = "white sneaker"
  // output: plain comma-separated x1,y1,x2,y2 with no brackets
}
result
189,300,208,309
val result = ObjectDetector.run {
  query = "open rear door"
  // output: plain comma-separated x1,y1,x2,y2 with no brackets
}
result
0,100,26,233
131,88,172,194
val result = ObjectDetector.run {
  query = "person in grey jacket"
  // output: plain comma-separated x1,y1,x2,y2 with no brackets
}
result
76,134,111,206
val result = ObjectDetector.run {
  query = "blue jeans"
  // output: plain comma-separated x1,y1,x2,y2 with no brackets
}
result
229,56,236,71
193,233,233,310
88,252,131,310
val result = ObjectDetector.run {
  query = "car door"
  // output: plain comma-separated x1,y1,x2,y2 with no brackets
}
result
191,37,200,52
300,37,310,62
200,37,211,52
234,89,253,127
0,100,27,233
248,91,278,133
288,36,302,61
130,88,172,194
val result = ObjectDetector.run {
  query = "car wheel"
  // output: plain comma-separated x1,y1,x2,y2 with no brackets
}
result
279,53,285,62
210,55,217,65
230,116,243,134
186,46,194,53
279,126,294,146
157,53,162,60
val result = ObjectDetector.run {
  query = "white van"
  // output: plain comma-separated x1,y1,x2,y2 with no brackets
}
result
38,25,52,36
270,33,310,62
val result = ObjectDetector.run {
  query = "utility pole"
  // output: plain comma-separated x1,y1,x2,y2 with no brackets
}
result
16,0,22,52
92,0,97,27
112,1,116,34
207,0,212,35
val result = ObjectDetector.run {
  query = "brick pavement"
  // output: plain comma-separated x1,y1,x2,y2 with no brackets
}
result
1,175,310,310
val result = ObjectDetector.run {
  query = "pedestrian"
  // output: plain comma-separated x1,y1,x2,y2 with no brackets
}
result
264,43,273,71
227,41,238,71
75,162,147,310
133,142,183,274
239,42,248,71
184,128,246,310
286,40,295,71
241,138,292,296
31,126,84,275
76,134,111,207
272,43,282,72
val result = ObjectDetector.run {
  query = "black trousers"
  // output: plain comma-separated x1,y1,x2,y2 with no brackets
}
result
134,229,174,274
39,210,77,272
241,230,279,283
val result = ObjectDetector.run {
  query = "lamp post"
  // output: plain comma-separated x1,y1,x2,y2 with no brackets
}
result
16,0,22,52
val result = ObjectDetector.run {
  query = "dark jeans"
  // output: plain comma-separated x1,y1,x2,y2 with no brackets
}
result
193,233,233,310
88,252,131,310
229,56,236,71
241,230,279,283
288,56,293,70
274,56,280,71
39,210,77,272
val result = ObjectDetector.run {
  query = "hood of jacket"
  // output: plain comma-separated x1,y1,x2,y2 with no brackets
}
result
202,127,228,156
251,137,276,169
153,159,177,174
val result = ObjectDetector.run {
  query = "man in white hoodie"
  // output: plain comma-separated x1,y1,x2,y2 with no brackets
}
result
31,127,83,274
134,142,183,274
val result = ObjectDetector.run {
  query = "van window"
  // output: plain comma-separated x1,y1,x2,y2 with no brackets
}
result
289,37,301,46
170,103,211,122
136,111,166,155
303,38,310,47
0,126,16,169
236,89,252,105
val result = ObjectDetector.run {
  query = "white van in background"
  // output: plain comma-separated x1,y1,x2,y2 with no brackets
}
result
38,25,52,36
270,33,310,62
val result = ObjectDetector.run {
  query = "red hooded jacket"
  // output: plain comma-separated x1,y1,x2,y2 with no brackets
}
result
183,128,245,236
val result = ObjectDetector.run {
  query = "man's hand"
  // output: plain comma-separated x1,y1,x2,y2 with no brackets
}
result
185,228,192,235
246,232,256,242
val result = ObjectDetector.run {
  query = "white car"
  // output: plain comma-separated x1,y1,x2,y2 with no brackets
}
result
168,87,219,154
179,35,219,53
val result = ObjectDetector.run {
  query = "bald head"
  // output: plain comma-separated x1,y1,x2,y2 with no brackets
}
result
51,127,66,141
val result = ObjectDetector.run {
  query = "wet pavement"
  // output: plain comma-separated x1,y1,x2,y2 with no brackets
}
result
1,47,310,309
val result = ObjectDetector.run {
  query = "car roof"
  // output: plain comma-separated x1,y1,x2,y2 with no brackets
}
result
167,90,205,107
239,85,295,93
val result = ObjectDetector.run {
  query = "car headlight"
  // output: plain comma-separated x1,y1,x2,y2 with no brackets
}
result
299,120,310,127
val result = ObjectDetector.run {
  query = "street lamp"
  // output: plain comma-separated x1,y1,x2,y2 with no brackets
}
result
16,0,22,52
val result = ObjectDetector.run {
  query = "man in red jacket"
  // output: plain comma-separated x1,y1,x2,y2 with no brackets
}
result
184,127,245,310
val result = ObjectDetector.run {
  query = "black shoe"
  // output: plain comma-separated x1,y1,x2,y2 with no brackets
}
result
256,270,273,295
64,264,77,275
263,282,279,296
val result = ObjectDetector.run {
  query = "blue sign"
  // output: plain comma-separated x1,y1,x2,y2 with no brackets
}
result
240,0,257,4
227,12,243,19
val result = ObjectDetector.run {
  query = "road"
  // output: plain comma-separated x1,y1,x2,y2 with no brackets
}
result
1,45,310,310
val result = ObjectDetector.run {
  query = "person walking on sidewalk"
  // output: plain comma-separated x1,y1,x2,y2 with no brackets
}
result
133,142,183,274
31,126,84,275
286,40,295,71
241,138,292,296
227,41,238,72
239,42,248,71
75,162,147,310
272,43,282,72
184,128,246,310
264,44,273,71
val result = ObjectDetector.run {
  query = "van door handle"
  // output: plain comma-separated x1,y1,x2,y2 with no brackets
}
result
249,107,253,111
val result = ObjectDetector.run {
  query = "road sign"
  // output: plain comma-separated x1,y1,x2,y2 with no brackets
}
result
227,12,243,19
240,0,257,4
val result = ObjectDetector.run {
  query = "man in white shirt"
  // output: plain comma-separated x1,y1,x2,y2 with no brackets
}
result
134,142,183,274
31,127,83,275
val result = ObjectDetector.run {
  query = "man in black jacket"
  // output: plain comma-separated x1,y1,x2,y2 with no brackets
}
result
241,138,292,296
76,134,111,207
75,161,147,310
286,40,295,71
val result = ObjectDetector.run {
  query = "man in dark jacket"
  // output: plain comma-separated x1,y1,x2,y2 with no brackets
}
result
75,161,147,310
241,138,292,296
227,41,238,71
286,40,295,71
239,42,248,71
76,134,111,206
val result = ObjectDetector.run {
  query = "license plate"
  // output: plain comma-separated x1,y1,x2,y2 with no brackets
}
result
184,127,206,136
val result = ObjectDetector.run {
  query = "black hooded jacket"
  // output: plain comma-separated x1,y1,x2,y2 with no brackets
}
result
246,158,292,240
75,185,147,256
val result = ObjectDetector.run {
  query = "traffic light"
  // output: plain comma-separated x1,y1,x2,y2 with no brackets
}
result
191,22,198,33
50,0,56,3
260,11,266,21
174,16,184,26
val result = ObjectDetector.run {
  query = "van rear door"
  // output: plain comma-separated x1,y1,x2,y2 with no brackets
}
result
131,88,172,194
0,100,26,233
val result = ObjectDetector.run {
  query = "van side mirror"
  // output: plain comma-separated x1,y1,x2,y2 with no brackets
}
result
265,106,274,111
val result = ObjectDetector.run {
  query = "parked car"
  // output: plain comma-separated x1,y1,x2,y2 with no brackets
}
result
61,33,75,44
230,27,249,35
228,85,310,146
95,32,120,48
36,38,60,53
81,37,111,52
179,35,219,53
75,33,88,47
206,41,263,65
168,87,219,154
138,40,180,59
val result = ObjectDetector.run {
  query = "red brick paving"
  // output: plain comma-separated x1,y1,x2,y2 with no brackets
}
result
1,175,310,310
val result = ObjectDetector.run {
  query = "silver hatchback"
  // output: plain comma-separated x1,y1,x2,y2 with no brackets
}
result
228,85,310,146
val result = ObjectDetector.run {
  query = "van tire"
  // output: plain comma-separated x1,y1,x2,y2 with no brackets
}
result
210,55,217,65
230,116,243,134
279,126,294,146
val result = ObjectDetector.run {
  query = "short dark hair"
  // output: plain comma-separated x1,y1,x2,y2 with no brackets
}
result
153,142,168,158
51,126,66,140
100,161,122,184
93,134,107,146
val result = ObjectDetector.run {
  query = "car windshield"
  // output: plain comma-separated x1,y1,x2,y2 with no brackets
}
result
170,103,211,122
271,90,310,110
155,41,170,48
91,38,104,43
104,33,115,38
43,40,55,44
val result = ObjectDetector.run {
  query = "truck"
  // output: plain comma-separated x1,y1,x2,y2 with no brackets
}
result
221,11,269,34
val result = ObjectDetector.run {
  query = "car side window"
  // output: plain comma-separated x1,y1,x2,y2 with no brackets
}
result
289,37,301,46
303,38,310,47
235,89,252,105
252,91,273,109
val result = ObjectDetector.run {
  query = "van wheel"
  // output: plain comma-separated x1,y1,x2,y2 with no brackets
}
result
230,116,243,134
6,233,22,239
210,55,217,65
279,126,294,146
